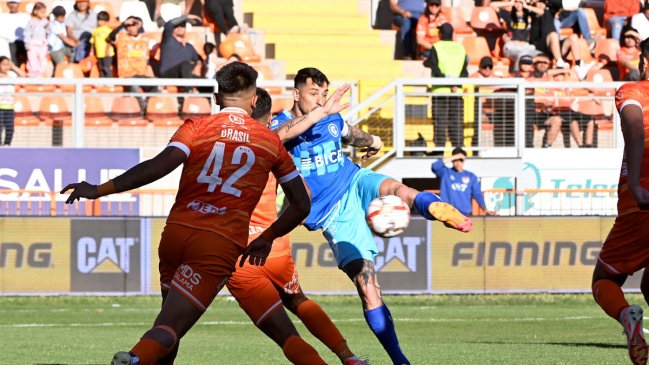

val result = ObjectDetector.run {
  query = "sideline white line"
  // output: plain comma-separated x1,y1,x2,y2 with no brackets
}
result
1,315,602,328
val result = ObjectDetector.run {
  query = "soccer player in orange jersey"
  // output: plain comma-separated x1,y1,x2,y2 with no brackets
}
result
227,87,368,365
592,38,649,365
60,62,312,365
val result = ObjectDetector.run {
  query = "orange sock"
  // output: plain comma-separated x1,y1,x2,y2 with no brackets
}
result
593,279,629,321
131,326,177,365
282,335,326,365
296,299,354,361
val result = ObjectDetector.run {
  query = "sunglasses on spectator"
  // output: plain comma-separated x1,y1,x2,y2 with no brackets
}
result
534,60,549,65
428,3,441,7
624,34,636,39
481,65,493,69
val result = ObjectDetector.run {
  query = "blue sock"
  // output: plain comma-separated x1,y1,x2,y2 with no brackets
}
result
413,191,442,220
364,305,410,365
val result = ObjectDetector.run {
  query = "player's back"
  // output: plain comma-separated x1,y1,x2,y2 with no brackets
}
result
615,81,649,216
167,107,298,247
272,110,359,230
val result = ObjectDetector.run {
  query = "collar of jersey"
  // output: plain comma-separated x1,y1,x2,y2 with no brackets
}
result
220,107,248,115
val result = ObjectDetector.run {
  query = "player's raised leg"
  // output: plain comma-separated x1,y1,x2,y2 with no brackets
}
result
378,177,473,232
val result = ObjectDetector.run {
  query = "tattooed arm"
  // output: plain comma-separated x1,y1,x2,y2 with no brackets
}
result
274,83,352,143
342,124,383,162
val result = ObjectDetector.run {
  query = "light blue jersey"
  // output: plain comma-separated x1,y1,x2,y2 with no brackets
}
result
272,110,360,230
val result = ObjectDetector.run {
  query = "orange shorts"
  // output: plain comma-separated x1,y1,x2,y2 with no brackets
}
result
159,223,243,312
598,212,649,275
227,253,301,325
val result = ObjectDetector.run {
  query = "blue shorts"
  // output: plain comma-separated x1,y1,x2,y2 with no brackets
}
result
321,168,389,269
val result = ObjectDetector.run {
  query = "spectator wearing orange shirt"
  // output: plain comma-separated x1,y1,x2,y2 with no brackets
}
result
618,28,641,81
416,0,447,58
604,0,640,41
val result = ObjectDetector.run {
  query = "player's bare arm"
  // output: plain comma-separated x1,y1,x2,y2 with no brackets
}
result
342,124,383,162
621,104,649,209
275,83,352,143
241,175,311,267
60,146,187,203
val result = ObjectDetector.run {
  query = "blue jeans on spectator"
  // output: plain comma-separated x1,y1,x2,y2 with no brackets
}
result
73,32,91,63
607,16,627,41
554,9,592,41
394,12,422,59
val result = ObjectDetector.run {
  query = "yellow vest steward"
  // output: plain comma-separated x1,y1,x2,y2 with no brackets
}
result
432,40,466,94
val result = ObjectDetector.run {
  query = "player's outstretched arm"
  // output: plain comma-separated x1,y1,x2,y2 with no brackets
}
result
342,124,383,162
60,146,187,204
275,83,351,143
240,176,311,267
621,104,649,209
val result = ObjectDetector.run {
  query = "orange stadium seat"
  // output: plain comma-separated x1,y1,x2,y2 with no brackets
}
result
252,64,282,94
470,7,504,32
182,97,211,119
462,36,491,65
185,31,206,59
443,7,473,35
566,38,593,63
584,7,606,38
594,38,620,64
84,96,113,127
147,96,183,127
111,96,148,126
93,84,124,93
18,0,37,13
90,1,118,24
39,96,72,126
54,63,92,92
221,33,261,62
14,96,41,126
21,84,56,93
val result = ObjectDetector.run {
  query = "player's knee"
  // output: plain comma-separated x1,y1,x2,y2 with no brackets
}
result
143,325,178,349
281,291,308,313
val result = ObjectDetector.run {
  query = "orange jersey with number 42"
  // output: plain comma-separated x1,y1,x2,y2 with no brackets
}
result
166,107,299,248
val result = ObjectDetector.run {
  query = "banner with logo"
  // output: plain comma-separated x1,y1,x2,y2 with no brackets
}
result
430,217,629,293
0,148,139,216
70,218,143,293
482,149,621,215
0,218,71,294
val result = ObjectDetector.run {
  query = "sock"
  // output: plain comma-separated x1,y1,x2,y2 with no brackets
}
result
413,191,441,220
296,299,353,361
593,279,629,320
281,335,326,365
364,305,410,365
131,326,177,365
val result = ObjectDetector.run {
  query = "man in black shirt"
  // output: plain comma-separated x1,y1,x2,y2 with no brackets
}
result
159,15,203,79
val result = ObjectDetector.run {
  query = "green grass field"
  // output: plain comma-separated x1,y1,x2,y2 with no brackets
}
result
0,294,642,364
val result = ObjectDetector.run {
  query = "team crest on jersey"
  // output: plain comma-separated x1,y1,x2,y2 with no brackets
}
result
229,113,245,125
462,176,470,184
328,124,339,137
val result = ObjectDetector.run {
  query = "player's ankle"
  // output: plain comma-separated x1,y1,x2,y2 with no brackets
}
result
413,191,440,220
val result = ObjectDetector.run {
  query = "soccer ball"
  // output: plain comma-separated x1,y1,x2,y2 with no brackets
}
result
366,195,411,238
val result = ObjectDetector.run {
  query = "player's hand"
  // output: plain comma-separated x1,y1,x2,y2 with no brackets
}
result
359,135,382,162
240,235,272,267
630,184,649,210
321,83,351,116
60,181,100,204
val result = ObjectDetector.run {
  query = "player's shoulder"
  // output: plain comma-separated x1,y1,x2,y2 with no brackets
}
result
617,81,649,98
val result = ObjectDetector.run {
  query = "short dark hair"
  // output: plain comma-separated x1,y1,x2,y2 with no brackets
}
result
97,11,110,21
252,87,272,121
52,5,66,17
452,147,467,156
204,42,215,57
640,38,649,74
0,56,9,64
216,62,258,94
294,67,329,88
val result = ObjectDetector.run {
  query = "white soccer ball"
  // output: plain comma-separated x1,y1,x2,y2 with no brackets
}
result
366,195,411,238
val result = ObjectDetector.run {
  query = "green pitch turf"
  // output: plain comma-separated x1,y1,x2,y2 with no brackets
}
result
0,294,641,364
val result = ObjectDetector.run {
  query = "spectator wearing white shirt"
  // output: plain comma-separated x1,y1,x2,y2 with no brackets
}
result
631,2,649,41
48,6,76,67
0,0,30,67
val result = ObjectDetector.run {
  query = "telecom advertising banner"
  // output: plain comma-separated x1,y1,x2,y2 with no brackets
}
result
0,148,139,216
429,217,631,293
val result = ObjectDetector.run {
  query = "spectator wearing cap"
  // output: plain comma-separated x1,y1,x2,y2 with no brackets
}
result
424,23,468,149
48,6,77,68
604,0,640,41
431,147,496,216
617,28,641,81
513,54,534,77
491,0,542,68
416,0,447,59
0,0,30,67
65,0,97,63
631,2,649,41
390,0,425,59
159,15,203,79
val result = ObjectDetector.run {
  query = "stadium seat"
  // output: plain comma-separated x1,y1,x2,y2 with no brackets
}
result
160,2,181,22
18,0,37,13
181,97,212,119
14,96,41,126
185,31,206,59
566,38,593,63
251,64,282,94
444,6,474,35
21,84,56,92
39,96,72,126
84,96,113,127
221,33,261,62
54,63,92,92
93,84,124,93
51,0,74,15
111,96,148,126
118,0,157,32
462,36,491,65
469,7,504,32
594,38,620,64
90,0,119,27
583,8,606,38
146,96,183,126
